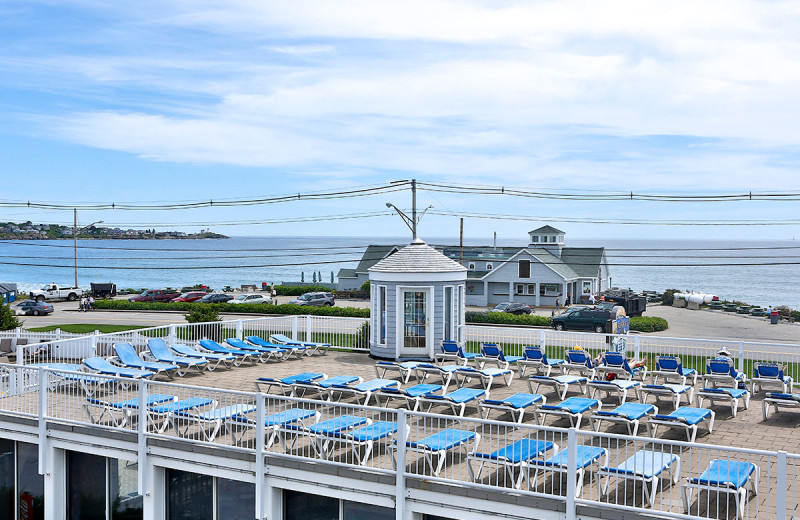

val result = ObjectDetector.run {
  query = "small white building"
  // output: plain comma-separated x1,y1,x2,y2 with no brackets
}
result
368,238,466,360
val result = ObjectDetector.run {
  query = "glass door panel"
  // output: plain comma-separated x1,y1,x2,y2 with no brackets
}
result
402,291,427,350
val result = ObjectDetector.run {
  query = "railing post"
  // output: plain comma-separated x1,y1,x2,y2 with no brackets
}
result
634,335,641,360
395,409,407,520
138,379,149,496
565,428,577,520
737,341,745,374
777,451,787,520
255,394,266,520
539,330,546,350
305,316,312,343
90,333,98,358
38,367,48,475
291,316,298,341
169,324,177,346
236,320,243,341
55,328,61,341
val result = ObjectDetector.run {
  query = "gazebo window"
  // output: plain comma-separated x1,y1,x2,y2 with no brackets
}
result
378,286,387,345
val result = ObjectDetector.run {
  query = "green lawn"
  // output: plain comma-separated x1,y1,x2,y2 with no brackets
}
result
27,324,150,334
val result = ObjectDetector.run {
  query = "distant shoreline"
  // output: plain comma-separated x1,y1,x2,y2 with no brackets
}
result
0,235,229,240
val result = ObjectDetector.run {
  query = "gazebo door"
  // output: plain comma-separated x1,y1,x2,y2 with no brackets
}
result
398,288,432,357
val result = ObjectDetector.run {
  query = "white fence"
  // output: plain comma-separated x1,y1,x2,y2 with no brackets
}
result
0,363,795,520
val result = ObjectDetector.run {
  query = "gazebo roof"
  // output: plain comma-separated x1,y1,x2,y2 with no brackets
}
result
369,239,467,273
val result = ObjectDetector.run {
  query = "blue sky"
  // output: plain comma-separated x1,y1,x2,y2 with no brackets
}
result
2,0,800,242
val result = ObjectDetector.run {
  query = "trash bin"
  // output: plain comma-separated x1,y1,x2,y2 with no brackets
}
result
770,313,779,324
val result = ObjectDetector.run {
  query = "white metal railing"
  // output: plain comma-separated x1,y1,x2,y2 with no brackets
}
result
0,363,796,520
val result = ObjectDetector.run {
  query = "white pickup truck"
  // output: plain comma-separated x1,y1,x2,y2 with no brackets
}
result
30,283,85,302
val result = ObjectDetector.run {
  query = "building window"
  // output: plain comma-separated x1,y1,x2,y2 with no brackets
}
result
0,438,14,520
539,284,562,296
444,286,453,342
68,451,106,520
378,286,387,345
582,281,592,294
468,262,475,270
527,284,536,295
518,260,530,278
550,235,556,243
217,478,257,520
18,442,44,520
167,469,213,520
515,284,525,295
558,235,564,243
343,500,394,520
531,235,539,242
285,490,339,520
486,263,493,271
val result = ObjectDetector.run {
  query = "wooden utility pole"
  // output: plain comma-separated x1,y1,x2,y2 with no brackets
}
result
459,218,464,263
73,208,78,288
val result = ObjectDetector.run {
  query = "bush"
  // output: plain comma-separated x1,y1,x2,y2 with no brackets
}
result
629,316,669,332
0,303,22,330
273,285,335,296
464,311,552,327
353,321,370,348
93,299,370,318
184,306,221,324
661,289,680,306
360,280,370,292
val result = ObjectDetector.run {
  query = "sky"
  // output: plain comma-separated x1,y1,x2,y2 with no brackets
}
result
2,0,800,242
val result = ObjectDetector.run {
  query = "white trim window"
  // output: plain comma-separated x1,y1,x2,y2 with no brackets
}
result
378,285,387,345
443,286,454,342
468,262,475,270
527,284,536,295
515,284,525,295
486,263,493,271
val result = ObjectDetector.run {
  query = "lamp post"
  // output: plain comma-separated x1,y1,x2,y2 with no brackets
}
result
73,208,103,287
386,179,433,240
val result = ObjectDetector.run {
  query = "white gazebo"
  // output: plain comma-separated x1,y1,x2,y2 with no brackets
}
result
368,238,467,360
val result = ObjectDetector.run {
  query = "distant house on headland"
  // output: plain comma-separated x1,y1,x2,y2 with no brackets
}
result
338,226,610,307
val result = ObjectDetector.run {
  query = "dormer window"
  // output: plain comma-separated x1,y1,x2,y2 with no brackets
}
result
531,236,539,243
549,236,556,243
468,262,475,270
486,263,493,271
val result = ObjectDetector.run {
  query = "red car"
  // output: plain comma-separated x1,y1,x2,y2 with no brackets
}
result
170,292,208,303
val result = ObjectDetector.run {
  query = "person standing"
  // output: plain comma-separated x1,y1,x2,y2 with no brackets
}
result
589,293,596,305
79,295,87,312
555,298,560,310
88,296,95,311
271,286,277,305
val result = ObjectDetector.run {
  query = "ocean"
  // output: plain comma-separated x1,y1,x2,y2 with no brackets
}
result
0,237,798,309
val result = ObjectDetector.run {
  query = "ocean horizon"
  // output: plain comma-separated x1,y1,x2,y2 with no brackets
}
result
1,236,797,309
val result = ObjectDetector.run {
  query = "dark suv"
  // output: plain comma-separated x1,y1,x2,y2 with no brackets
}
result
551,309,613,333
288,292,335,307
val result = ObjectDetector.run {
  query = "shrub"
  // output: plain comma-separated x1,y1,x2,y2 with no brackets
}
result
0,303,22,330
184,306,221,324
661,289,680,306
273,285,335,296
360,280,370,292
353,321,370,348
93,299,370,318
629,316,669,332
464,311,552,327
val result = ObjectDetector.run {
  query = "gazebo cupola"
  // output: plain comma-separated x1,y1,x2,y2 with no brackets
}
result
528,225,565,257
368,238,467,360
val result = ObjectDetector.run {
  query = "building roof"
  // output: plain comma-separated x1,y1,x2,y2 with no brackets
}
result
356,245,397,273
525,248,581,279
529,225,565,235
369,239,467,273
336,268,357,279
559,247,606,277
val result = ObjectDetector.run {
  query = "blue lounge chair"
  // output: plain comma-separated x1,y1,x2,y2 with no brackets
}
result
268,333,330,356
682,459,758,519
229,407,320,448
413,363,461,389
247,335,307,359
695,387,750,417
171,343,235,371
589,403,657,436
528,374,588,400
647,406,715,442
374,360,421,384
288,415,370,458
291,375,362,399
397,428,479,477
147,397,216,434
418,388,486,416
146,338,207,376
762,392,800,419
113,343,178,379
436,340,479,366
84,393,176,428
597,351,647,381
751,362,793,394
198,339,255,366
599,449,681,506
467,438,557,489
254,372,326,395
173,403,257,442
225,338,287,363
534,397,601,428
376,384,443,411
651,356,698,385
562,350,597,379
529,445,608,497
476,343,523,370
516,346,565,377
33,363,115,397
478,393,546,424
454,366,514,391
641,384,694,410
83,357,156,380
327,378,400,406
588,379,642,405
346,421,398,466
704,357,747,388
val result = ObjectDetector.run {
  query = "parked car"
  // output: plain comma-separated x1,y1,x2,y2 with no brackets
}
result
29,283,84,302
199,293,234,304
551,309,614,333
288,292,335,307
14,300,54,316
170,292,209,303
128,289,181,302
490,302,531,315
228,294,272,305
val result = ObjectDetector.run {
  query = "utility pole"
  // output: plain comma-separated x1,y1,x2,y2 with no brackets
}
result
411,178,417,240
73,208,78,288
459,218,464,263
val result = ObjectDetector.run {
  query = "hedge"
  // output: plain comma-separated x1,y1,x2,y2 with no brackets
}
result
93,299,370,318
629,316,669,332
273,285,336,296
464,311,552,327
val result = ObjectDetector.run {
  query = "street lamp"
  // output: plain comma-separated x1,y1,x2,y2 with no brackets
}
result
385,202,432,240
73,208,103,287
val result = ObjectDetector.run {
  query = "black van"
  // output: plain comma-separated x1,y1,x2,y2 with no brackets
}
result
551,308,614,333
